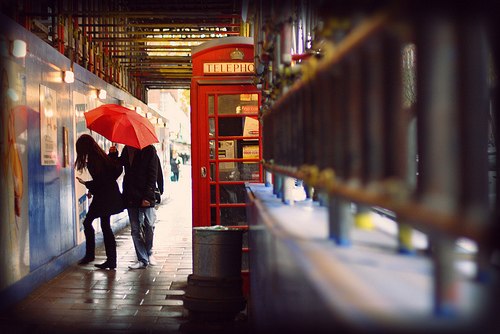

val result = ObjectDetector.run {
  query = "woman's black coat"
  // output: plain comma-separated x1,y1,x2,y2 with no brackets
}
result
84,156,124,217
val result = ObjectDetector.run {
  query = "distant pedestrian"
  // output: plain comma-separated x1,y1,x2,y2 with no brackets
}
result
113,144,162,269
170,152,181,182
74,134,124,269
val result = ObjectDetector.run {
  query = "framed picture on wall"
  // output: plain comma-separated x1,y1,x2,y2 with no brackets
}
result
63,126,69,167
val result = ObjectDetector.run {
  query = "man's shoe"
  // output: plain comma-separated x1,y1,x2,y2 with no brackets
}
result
94,261,116,270
128,261,147,269
78,256,95,265
148,255,158,266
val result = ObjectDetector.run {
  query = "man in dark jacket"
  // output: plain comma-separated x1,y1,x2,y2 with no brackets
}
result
116,144,163,269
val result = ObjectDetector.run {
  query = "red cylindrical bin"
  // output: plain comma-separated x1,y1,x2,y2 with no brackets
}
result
192,226,243,278
184,226,246,322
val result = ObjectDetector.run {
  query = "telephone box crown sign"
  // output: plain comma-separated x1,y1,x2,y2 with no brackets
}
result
230,48,244,60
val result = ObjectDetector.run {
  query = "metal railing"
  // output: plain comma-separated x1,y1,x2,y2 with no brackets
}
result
260,4,497,318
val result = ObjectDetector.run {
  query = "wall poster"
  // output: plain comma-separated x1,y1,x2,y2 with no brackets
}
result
39,84,57,165
73,91,91,244
0,56,30,290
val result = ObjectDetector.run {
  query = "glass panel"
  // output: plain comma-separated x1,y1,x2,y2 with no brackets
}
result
242,249,249,271
217,94,259,115
242,116,259,137
219,184,246,204
209,118,215,137
240,162,260,181
209,140,216,159
218,117,243,136
218,140,259,160
218,140,236,170
210,163,216,181
242,233,248,248
218,117,260,138
241,142,259,159
210,207,217,225
219,162,260,181
208,95,214,115
220,207,246,226
210,184,216,204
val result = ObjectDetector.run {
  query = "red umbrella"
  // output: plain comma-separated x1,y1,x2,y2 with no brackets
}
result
84,104,159,149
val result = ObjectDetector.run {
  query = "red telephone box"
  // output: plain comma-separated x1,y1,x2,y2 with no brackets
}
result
191,37,262,229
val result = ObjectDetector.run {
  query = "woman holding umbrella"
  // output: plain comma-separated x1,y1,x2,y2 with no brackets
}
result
74,134,124,269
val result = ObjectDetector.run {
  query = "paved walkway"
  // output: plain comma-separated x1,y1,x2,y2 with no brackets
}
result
0,167,217,333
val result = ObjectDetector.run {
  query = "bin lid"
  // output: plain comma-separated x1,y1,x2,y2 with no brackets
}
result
194,225,241,231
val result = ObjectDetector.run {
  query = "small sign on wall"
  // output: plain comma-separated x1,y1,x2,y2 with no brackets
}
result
39,84,58,165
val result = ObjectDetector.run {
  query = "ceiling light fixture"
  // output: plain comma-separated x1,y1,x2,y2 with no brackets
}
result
98,89,107,100
11,39,27,58
63,70,74,83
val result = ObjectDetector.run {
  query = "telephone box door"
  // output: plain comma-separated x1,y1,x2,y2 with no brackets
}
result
192,84,261,227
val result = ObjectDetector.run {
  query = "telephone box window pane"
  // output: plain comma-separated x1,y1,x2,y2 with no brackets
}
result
210,163,216,181
240,162,260,181
218,117,243,136
209,140,216,159
218,115,259,138
209,118,215,137
219,184,246,204
217,139,259,161
220,207,246,226
242,116,259,137
210,184,216,204
242,249,249,271
210,207,217,225
217,94,259,115
208,95,214,115
219,162,260,181
218,140,236,166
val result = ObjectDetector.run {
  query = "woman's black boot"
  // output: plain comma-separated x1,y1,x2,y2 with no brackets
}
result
94,261,116,270
79,225,95,265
